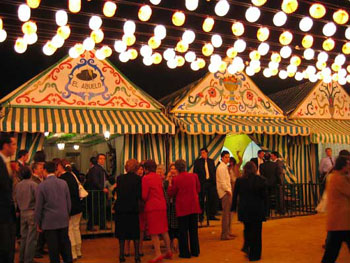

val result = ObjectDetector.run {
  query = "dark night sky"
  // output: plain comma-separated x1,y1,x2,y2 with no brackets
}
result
1,0,350,101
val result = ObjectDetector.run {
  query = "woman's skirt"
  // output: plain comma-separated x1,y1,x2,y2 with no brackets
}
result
146,210,168,235
115,213,140,240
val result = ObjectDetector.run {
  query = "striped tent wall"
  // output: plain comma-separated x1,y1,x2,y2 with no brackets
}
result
169,132,226,171
252,134,298,184
13,132,45,163
122,134,167,167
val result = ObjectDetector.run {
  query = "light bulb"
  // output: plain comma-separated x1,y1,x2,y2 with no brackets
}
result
185,0,199,11
295,72,303,81
182,30,195,44
172,11,185,26
215,0,230,17
154,25,166,40
318,51,328,62
191,61,200,71
263,68,272,78
119,52,130,63
333,9,349,25
246,66,255,76
273,11,287,27
57,143,65,150
95,49,105,60
0,29,6,42
309,3,326,19
303,48,314,60
73,145,80,150
279,70,288,79
56,10,68,26
89,16,102,31
42,41,56,56
185,51,196,62
203,17,215,32
211,34,222,48
57,25,71,40
69,47,79,58
234,39,246,53
323,22,336,37
335,54,346,66
139,5,152,22
140,45,152,57
208,63,219,73
280,46,292,58
299,17,313,32
152,52,162,64
150,0,161,5
245,6,261,23
231,21,244,36
164,48,176,61
18,4,31,22
14,37,27,54
52,35,64,48
167,59,177,69
83,37,95,51
22,21,37,35
27,0,41,9
114,40,127,53
68,0,81,13
258,42,269,56
103,1,117,17
210,54,222,66
24,33,37,45
101,45,112,57
124,20,136,35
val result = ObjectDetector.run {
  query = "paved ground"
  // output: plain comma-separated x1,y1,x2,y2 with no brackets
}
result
20,213,349,263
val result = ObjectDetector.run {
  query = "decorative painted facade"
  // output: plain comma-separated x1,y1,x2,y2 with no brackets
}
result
172,70,283,117
291,81,350,120
6,50,157,111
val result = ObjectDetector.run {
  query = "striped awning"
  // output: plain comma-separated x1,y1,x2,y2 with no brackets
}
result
172,114,310,136
0,107,175,135
292,119,350,144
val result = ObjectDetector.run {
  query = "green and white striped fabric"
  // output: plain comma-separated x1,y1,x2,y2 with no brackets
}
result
168,132,226,171
292,119,350,144
0,107,175,135
122,134,167,167
172,114,310,136
12,132,45,163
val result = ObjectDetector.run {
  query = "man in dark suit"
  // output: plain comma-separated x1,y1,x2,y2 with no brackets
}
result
259,153,281,216
86,153,109,230
17,149,29,169
193,148,218,223
271,151,285,214
250,150,265,175
0,133,17,263
35,161,72,263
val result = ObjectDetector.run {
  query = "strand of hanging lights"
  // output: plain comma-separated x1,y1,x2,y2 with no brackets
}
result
2,0,350,85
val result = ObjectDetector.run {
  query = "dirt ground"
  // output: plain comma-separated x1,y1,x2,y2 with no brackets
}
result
21,213,349,263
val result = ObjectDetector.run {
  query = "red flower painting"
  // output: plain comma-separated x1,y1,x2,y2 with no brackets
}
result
208,88,217,97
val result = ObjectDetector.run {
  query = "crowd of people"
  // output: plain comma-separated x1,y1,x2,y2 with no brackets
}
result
1,131,350,263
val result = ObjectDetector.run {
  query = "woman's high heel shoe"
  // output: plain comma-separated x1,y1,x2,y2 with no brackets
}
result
163,251,173,259
148,254,163,263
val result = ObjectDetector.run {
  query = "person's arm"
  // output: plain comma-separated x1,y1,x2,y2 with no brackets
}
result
34,187,43,229
167,176,178,197
195,173,201,193
142,176,150,201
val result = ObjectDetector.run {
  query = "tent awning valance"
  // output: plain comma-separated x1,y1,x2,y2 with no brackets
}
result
0,107,175,135
172,114,310,136
292,119,350,144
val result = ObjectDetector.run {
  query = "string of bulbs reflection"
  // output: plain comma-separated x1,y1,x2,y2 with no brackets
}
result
1,0,350,85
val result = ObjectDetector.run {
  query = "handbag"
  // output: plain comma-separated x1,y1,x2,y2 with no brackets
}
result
72,172,89,199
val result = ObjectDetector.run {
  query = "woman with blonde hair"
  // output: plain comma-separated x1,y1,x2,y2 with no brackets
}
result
114,159,142,263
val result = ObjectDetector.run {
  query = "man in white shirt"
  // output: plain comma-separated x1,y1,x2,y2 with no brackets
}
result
216,151,234,240
319,148,335,195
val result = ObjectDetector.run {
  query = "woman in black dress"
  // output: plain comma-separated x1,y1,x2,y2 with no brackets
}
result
114,159,142,263
232,161,267,262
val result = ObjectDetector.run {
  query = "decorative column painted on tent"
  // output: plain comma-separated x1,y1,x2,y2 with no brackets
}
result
12,132,45,163
168,132,225,171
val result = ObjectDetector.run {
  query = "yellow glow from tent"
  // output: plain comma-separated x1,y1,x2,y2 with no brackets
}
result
302,35,313,48
26,0,40,9
322,38,335,51
103,1,117,17
309,3,326,19
333,9,349,25
148,36,161,49
279,31,293,45
91,29,104,43
281,0,298,14
172,11,185,26
271,53,281,63
202,43,214,56
257,27,269,42
138,5,152,22
123,34,136,46
22,21,37,35
57,25,71,40
176,40,189,53
231,21,244,36
69,0,81,14
202,17,214,32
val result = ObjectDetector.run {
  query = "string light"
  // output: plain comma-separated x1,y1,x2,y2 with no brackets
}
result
172,11,185,26
27,0,41,9
211,34,222,48
139,5,152,22
215,0,230,17
0,29,8,42
309,3,326,19
333,9,349,25
18,4,31,22
68,0,81,14
103,1,117,17
185,0,199,11
231,21,244,36
322,22,336,37
203,17,215,32
56,10,68,27
154,25,166,40
281,0,298,14
273,11,287,27
245,6,261,23
299,17,313,32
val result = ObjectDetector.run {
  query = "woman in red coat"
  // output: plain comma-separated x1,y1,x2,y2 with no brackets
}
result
142,160,172,263
168,159,201,258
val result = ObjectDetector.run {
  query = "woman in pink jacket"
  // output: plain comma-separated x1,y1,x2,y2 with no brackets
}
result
142,160,172,263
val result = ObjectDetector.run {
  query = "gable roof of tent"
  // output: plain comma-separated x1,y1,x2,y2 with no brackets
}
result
0,50,175,135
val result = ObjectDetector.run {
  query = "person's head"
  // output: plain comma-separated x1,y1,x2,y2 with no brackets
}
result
136,164,144,177
125,159,139,173
33,150,46,163
168,163,177,176
43,161,56,178
257,150,265,159
200,148,208,159
334,156,350,173
325,148,332,157
61,159,72,173
143,160,157,174
174,159,186,173
17,149,29,162
52,158,65,176
229,157,237,166
221,150,230,164
243,161,257,177
264,153,271,161
271,151,279,161
10,161,19,173
338,149,350,159
90,156,97,166
19,165,32,180
31,162,44,177
0,133,17,157
97,153,106,166
156,164,166,178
